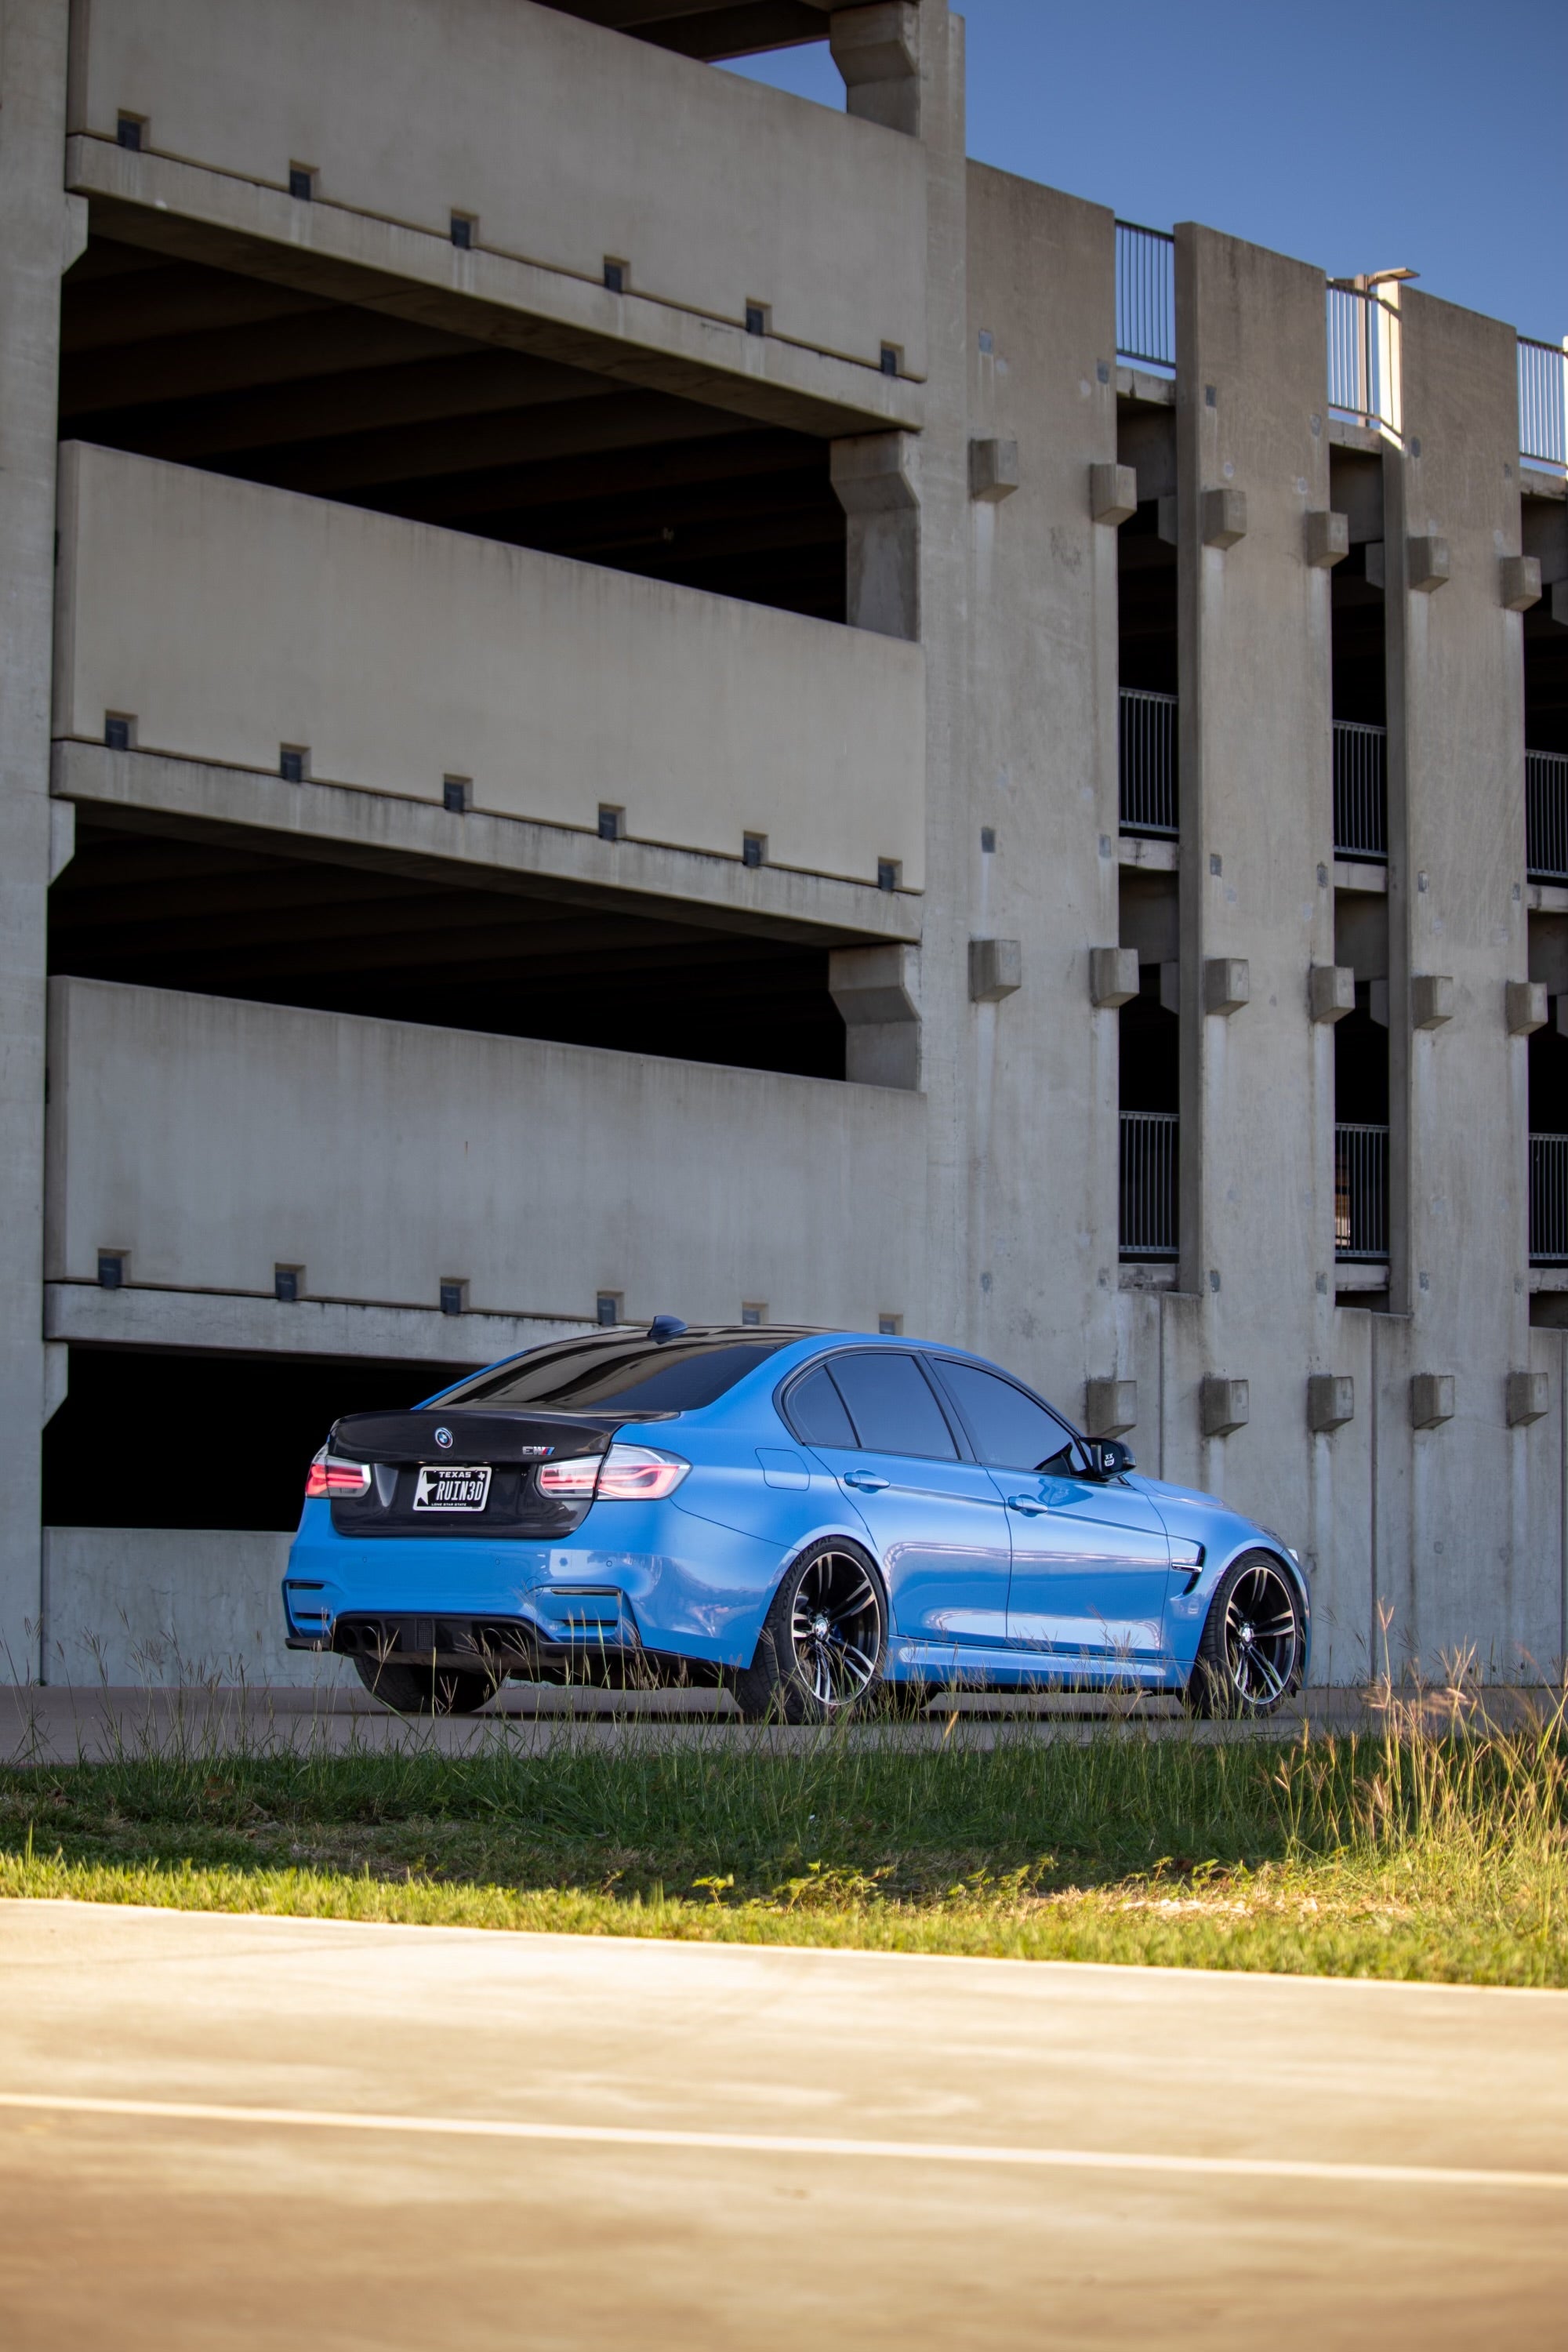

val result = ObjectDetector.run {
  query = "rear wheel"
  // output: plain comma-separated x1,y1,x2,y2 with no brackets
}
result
732,1541,885,1725
351,1656,497,1716
1188,1552,1305,1718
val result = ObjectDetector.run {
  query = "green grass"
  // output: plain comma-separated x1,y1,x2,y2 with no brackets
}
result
3,1691,1566,1984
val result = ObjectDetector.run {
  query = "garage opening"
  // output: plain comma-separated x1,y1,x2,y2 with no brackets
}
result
49,815,849,1080
61,234,847,622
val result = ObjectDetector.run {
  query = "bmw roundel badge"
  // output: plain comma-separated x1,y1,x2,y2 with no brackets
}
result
434,1427,454,1450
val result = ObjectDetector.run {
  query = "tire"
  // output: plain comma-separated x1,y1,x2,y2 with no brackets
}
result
1187,1551,1305,1719
732,1541,886,1725
352,1654,497,1717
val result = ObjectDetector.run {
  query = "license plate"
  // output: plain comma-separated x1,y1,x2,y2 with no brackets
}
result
412,1464,492,1512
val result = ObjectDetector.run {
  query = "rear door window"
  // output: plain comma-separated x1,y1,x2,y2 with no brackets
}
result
930,1360,1083,1475
786,1364,858,1449
823,1352,959,1461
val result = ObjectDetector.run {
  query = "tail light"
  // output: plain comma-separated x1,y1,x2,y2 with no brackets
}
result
593,1443,688,1501
304,1444,372,1500
536,1445,688,1503
537,1456,601,1500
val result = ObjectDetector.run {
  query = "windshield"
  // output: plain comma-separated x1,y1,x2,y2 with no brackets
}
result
435,1334,793,1417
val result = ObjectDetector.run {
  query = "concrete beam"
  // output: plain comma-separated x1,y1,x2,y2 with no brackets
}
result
65,138,924,445
53,742,922,952
830,3,921,135
45,1282,590,1368
968,938,1022,1004
1307,1374,1353,1434
831,432,921,641
828,943,920,1088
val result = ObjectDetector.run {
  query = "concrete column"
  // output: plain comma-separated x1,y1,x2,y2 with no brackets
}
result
1172,224,1336,1573
1381,288,1539,1670
0,2,75,1680
829,3,923,136
961,172,1123,1417
830,433,921,642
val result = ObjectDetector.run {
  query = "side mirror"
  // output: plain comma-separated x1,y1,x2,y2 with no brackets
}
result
1086,1439,1134,1479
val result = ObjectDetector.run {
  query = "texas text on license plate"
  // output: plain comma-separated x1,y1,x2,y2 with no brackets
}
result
412,1464,492,1512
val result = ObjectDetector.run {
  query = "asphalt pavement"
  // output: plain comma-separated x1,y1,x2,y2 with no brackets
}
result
2,1900,1565,2347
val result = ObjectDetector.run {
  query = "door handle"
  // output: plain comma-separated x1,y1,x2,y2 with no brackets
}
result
1007,1495,1050,1516
844,1471,891,1493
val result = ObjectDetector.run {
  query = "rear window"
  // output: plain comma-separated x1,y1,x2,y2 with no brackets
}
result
437,1335,789,1417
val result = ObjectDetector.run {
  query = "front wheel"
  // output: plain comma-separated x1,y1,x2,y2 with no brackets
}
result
352,1656,497,1716
1187,1552,1305,1718
732,1541,886,1724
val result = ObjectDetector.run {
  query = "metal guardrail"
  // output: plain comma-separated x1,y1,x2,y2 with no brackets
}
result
1327,286,1401,436
1119,688,1178,837
1120,1111,1178,1258
1116,222,1174,372
1519,337,1568,472
1334,1123,1388,1261
1527,750,1568,884
1333,720,1388,862
1531,1134,1568,1265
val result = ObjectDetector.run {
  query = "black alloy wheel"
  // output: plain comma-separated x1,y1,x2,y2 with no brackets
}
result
351,1654,497,1716
733,1541,886,1724
1188,1551,1305,1718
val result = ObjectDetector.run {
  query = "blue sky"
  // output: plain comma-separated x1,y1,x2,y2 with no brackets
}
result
727,0,1567,347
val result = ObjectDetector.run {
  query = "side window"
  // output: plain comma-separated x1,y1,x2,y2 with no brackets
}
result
931,1360,1082,1475
826,1352,958,1461
786,1363,857,1450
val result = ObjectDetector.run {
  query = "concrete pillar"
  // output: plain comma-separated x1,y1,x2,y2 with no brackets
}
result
1381,288,1538,1669
1172,224,1335,1588
0,2,74,1680
961,172,1123,1419
830,434,921,642
829,3,923,136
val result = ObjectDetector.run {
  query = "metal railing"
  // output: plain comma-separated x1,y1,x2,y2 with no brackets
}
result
1120,1111,1178,1258
1327,286,1401,436
1531,1135,1568,1265
1519,337,1568,472
1119,688,1178,837
1527,750,1568,884
1334,1123,1388,1261
1116,222,1174,372
1333,720,1388,862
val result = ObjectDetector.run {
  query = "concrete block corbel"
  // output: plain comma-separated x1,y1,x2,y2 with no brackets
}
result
1407,535,1450,593
1307,1374,1354,1435
1500,554,1542,612
969,438,1018,503
1305,510,1349,569
1506,980,1548,1036
1410,1373,1455,1431
1308,964,1355,1024
968,938,1022,1004
1506,1370,1548,1428
1201,488,1247,549
1200,1375,1250,1439
829,3,921,134
1090,463,1138,526
1203,957,1250,1016
1089,946,1138,1009
1084,1377,1137,1438
1411,974,1454,1030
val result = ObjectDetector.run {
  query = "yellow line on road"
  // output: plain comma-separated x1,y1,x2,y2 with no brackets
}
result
1,2090,1564,2194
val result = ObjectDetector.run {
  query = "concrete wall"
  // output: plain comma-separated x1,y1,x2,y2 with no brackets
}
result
959,167,1123,1421
1171,223,1336,1570
0,0,77,1675
67,0,926,380
54,441,926,890
45,978,927,1334
41,1526,314,1686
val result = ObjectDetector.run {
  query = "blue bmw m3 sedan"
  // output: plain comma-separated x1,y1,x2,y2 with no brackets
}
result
282,1320,1308,1719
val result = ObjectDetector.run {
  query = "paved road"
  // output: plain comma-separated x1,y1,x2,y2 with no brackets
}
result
2,1903,1565,2347
2,1679,1395,1765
